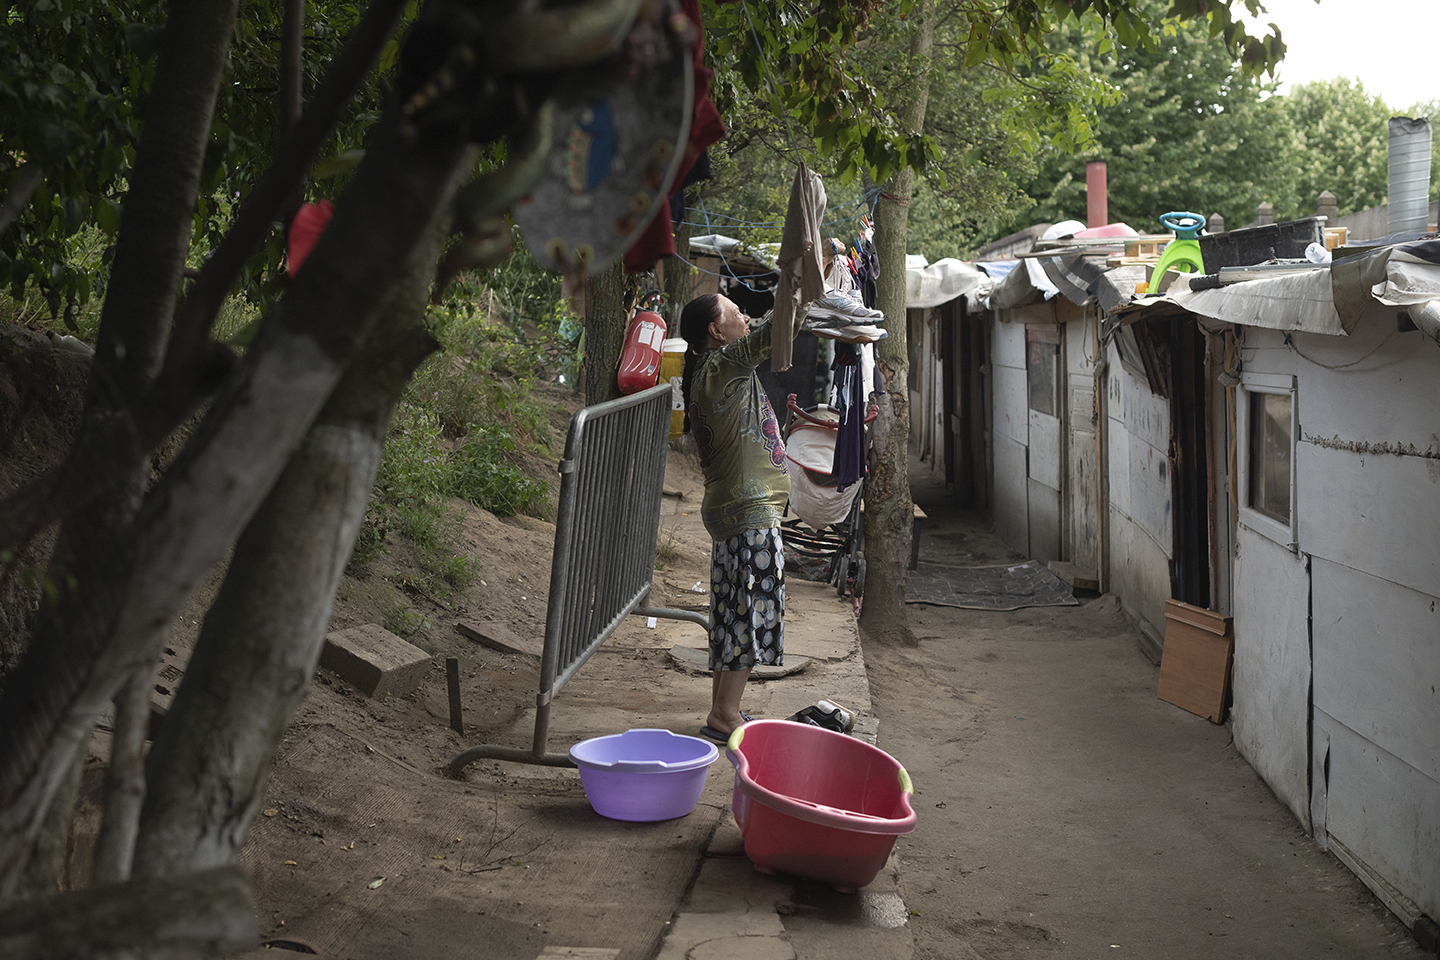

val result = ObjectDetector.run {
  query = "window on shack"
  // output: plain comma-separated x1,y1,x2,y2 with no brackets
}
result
1237,372,1297,549
1026,326,1059,416
1247,391,1292,524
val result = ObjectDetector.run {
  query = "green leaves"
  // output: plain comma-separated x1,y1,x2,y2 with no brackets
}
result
702,0,1284,194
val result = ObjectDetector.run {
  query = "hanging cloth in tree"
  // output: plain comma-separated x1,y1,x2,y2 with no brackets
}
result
771,161,827,371
622,0,734,273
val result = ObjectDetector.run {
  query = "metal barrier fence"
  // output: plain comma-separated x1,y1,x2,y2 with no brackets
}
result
448,382,708,772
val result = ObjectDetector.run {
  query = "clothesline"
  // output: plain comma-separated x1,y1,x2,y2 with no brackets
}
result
685,190,880,231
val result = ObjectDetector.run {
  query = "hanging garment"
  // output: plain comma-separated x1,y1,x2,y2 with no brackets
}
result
771,162,827,371
622,0,732,273
855,234,880,309
831,341,867,492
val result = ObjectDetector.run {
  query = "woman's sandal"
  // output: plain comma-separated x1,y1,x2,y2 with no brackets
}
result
699,712,757,744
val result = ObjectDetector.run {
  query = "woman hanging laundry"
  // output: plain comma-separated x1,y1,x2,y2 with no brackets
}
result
679,293,790,743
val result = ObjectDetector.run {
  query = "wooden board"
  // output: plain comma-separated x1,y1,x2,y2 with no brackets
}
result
1163,598,1231,636
1157,614,1233,724
456,620,543,658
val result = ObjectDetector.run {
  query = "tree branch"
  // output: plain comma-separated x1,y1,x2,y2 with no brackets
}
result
0,100,473,904
92,0,242,409
91,666,154,885
0,0,410,559
133,172,454,876
279,0,305,135
158,0,410,394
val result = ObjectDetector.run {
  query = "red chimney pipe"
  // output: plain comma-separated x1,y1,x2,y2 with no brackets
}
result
1086,161,1108,229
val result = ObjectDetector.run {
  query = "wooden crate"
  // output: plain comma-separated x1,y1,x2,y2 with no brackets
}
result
1124,236,1171,259
1156,599,1233,723
1324,227,1347,251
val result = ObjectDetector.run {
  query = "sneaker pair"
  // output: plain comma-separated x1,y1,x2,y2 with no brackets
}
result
809,323,887,343
806,290,885,324
785,700,856,734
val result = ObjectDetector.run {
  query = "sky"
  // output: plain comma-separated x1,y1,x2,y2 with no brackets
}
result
1241,0,1440,110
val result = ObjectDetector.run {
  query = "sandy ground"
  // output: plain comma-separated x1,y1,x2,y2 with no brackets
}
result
868,469,1427,959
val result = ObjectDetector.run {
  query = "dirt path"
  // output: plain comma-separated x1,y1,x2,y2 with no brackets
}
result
866,495,1425,959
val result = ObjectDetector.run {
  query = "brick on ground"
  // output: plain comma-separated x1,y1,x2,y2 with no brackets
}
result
320,624,431,699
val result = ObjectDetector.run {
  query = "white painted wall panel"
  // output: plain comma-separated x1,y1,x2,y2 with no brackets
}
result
1028,410,1061,489
994,432,1029,556
1297,441,1440,600
1107,405,1130,517
1231,527,1312,828
1028,476,1060,562
1068,420,1098,573
1317,711,1440,922
994,315,1027,370
1290,317,1440,453
1237,327,1299,381
1107,510,1172,633
1312,557,1440,784
1127,433,1172,556
1065,317,1097,379
994,364,1029,446
1116,365,1169,452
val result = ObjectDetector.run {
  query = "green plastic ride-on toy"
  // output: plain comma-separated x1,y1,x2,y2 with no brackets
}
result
1146,211,1207,295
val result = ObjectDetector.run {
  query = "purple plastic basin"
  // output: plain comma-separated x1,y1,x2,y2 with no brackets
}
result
569,729,719,822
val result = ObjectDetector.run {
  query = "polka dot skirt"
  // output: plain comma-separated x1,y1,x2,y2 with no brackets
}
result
708,527,785,671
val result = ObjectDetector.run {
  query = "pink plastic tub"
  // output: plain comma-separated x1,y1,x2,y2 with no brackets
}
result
726,719,916,891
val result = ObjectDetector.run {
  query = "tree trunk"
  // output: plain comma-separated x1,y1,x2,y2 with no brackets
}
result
0,100,472,902
584,260,630,405
664,190,696,325
0,0,244,903
130,187,454,877
0,864,258,960
859,1,932,641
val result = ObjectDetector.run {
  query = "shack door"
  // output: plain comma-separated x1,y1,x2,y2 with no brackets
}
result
1025,323,1062,562
1169,317,1210,607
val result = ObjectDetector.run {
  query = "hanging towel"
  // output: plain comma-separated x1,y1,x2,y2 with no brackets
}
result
771,162,827,371
832,342,867,492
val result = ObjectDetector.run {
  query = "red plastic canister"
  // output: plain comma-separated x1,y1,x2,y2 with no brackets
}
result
616,309,667,395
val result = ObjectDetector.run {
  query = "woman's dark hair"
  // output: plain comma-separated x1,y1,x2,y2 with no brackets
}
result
679,293,721,428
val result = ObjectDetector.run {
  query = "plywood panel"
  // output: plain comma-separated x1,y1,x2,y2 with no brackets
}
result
1317,710,1440,922
1157,619,1233,723
1009,302,1058,327
1312,557,1440,783
1027,476,1060,562
993,433,1029,557
994,364,1029,445
1028,409,1061,488
1231,526,1312,829
1297,441,1440,599
994,315,1027,370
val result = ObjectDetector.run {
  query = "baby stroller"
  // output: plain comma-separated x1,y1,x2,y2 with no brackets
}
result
779,394,876,612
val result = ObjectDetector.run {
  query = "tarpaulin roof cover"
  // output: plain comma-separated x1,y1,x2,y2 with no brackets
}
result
905,257,994,309
689,234,778,270
1105,240,1440,338
982,257,1061,311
